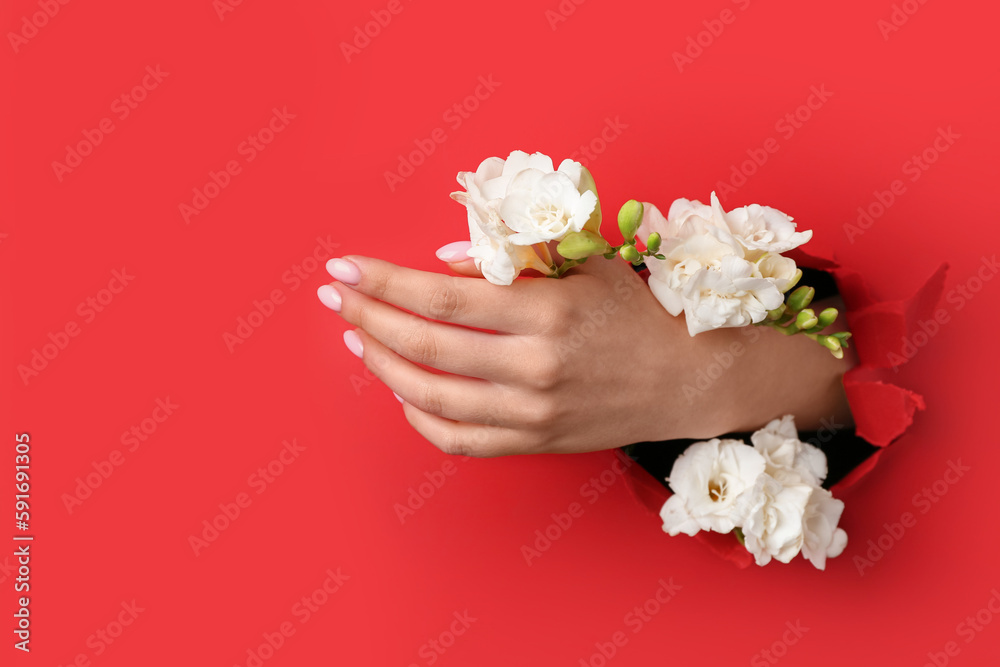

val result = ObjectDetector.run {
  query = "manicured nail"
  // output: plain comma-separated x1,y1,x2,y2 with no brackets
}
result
392,392,404,404
327,258,361,285
317,284,342,312
343,330,363,358
435,241,472,262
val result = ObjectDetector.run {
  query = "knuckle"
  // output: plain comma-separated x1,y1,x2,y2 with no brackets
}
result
368,266,393,300
527,354,564,390
399,321,438,365
436,436,472,458
415,381,445,417
426,279,465,320
363,348,392,378
519,393,561,427
537,301,575,334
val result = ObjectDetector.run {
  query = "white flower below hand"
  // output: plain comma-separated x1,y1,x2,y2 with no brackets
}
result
751,415,828,487
800,486,848,570
735,474,812,566
660,438,766,536
657,415,848,570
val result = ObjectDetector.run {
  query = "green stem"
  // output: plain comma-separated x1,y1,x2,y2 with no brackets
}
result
549,259,582,278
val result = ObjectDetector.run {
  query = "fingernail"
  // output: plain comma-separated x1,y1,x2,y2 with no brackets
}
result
435,241,472,262
327,258,361,285
343,330,363,358
392,392,404,404
317,285,342,312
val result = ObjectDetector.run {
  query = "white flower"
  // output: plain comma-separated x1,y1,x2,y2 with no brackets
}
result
500,166,598,245
638,193,810,336
450,150,600,285
450,154,551,285
751,415,828,487
710,192,812,256
660,438,766,536
800,486,848,570
735,474,812,566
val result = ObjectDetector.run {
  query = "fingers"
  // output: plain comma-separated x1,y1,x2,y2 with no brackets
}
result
327,283,527,383
327,255,539,333
346,328,516,427
400,405,532,458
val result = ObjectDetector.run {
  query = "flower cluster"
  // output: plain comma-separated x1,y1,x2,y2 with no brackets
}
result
659,415,847,569
637,194,809,336
451,150,850,355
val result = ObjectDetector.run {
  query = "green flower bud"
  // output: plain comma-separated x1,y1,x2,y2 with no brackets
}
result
820,334,845,359
787,286,815,312
646,232,662,254
783,268,803,293
817,307,838,328
556,230,612,260
796,309,818,330
620,244,641,263
819,334,842,353
617,199,644,243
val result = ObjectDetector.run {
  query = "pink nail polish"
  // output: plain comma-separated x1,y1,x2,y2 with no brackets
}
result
317,285,342,312
435,241,472,262
393,392,404,404
343,330,363,358
327,258,361,285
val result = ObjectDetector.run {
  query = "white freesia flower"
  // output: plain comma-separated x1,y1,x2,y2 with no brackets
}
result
800,486,848,570
450,154,551,285
735,474,812,566
710,192,812,256
500,166,598,245
450,150,600,285
638,193,810,336
658,416,847,569
660,438,766,536
751,415,828,487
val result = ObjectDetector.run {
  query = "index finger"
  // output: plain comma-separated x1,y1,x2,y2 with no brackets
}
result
326,255,540,332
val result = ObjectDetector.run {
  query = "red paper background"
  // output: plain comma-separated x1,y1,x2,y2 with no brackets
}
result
3,0,999,665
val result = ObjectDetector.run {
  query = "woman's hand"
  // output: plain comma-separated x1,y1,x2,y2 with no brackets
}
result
318,248,855,457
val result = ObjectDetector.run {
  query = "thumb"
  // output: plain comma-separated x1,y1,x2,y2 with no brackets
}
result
435,241,483,278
